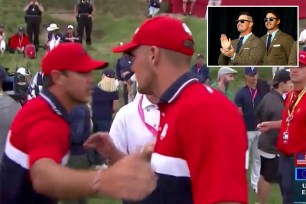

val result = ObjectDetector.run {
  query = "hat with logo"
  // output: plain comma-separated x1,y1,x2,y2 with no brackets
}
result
112,15,194,56
272,69,290,85
41,43,108,76
245,67,257,75
217,66,237,79
102,68,115,78
299,51,306,66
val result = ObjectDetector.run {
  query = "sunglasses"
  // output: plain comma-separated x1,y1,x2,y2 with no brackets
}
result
264,17,278,22
236,19,251,24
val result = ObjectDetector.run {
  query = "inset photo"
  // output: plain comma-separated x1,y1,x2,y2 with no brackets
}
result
207,6,298,67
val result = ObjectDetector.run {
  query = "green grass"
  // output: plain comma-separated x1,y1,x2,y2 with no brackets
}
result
0,0,304,203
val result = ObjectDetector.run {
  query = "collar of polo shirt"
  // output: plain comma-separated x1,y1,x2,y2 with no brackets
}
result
159,72,198,104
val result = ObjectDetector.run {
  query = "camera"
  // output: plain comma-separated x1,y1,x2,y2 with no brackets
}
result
2,68,28,105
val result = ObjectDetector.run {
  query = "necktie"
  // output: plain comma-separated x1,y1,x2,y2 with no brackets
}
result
266,34,272,51
236,37,244,53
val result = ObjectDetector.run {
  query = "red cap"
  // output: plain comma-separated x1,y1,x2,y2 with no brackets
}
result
299,51,306,66
112,15,194,56
42,43,108,76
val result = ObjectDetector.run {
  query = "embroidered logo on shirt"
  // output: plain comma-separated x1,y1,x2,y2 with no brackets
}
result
160,123,168,140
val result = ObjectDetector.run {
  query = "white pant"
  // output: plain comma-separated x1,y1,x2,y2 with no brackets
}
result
149,7,160,17
245,130,261,192
0,40,5,54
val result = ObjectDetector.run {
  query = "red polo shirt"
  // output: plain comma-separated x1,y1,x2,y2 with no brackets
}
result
154,72,248,204
277,90,306,156
0,90,70,204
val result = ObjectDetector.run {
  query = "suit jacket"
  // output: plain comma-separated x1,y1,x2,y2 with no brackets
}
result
261,30,294,65
288,41,297,66
218,33,265,66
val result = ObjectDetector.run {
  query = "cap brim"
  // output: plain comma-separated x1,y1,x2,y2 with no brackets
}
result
112,42,139,53
246,71,257,76
78,59,109,73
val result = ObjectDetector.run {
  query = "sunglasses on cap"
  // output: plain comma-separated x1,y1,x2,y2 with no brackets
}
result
236,19,251,24
264,17,277,22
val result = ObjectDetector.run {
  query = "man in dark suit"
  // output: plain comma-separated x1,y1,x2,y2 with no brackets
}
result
218,11,265,66
261,10,295,65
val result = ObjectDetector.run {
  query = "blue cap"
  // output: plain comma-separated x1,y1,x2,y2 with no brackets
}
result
245,67,257,75
102,68,115,78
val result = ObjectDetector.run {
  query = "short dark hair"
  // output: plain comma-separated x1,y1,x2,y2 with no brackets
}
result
238,11,253,21
265,10,280,20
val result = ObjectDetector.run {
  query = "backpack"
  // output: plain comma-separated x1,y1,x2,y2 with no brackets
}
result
24,44,36,59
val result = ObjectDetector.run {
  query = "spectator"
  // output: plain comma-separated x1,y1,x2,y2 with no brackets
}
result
92,68,119,132
190,53,210,84
24,0,43,51
86,94,161,204
8,27,30,54
63,104,92,204
258,51,306,204
182,0,196,15
115,52,133,105
298,27,306,51
255,69,291,204
0,24,6,54
211,66,237,100
148,0,161,18
0,66,22,169
46,23,62,51
62,25,80,43
74,0,95,45
235,67,263,194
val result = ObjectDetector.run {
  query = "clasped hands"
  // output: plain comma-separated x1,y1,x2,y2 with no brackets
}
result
220,34,235,58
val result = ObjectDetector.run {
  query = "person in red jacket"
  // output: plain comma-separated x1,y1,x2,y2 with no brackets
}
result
8,27,30,53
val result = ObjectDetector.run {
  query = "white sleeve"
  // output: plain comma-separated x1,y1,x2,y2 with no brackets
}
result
109,107,129,154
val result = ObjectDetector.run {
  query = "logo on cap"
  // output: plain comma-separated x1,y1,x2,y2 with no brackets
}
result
182,23,192,36
301,54,306,58
134,27,140,34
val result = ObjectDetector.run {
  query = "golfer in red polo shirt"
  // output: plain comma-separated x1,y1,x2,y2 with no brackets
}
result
0,43,157,204
111,15,248,204
258,51,306,204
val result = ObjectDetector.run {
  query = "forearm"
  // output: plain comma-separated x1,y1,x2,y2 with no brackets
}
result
24,5,30,11
31,159,97,199
38,4,44,12
268,120,282,129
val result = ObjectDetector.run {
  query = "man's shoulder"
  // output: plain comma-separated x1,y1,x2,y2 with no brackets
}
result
278,30,294,40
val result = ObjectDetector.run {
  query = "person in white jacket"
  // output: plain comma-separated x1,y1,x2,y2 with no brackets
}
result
0,24,6,54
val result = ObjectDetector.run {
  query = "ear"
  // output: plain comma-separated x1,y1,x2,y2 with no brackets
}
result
49,70,66,86
150,46,160,67
277,19,281,26
249,21,254,28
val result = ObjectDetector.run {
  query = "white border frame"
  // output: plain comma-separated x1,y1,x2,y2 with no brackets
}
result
206,5,299,68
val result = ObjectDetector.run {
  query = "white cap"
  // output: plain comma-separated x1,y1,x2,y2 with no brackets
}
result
67,25,74,29
217,67,237,79
16,67,31,76
47,23,59,32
